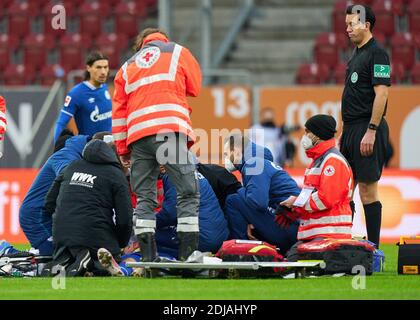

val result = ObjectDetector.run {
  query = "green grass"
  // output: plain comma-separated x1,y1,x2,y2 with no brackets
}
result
1,244,419,300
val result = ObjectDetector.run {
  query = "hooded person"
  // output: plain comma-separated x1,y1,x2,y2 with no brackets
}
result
277,115,354,261
43,139,133,277
19,131,89,256
223,134,301,254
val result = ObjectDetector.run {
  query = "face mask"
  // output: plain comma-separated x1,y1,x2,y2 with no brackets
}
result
224,157,237,172
300,135,314,150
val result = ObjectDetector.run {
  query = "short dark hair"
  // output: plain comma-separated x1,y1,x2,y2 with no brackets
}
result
53,129,74,153
346,4,376,31
225,134,251,152
84,51,108,81
92,131,112,140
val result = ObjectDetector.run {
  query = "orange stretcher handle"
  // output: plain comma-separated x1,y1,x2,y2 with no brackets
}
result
399,236,420,245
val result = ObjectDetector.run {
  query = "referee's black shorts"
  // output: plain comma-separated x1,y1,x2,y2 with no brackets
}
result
340,118,389,183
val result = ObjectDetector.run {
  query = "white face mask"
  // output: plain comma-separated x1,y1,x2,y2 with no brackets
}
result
224,157,237,172
300,135,314,150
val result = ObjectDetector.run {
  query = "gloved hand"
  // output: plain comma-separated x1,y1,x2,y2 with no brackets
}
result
274,205,299,228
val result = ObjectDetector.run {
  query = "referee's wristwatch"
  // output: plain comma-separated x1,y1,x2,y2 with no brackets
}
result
368,123,378,131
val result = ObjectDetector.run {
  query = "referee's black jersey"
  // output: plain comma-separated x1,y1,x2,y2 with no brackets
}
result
341,37,391,124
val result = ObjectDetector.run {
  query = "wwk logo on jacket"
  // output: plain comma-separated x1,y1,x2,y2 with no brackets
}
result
70,172,97,188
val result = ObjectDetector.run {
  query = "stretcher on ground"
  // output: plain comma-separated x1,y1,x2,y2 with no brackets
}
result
126,260,326,278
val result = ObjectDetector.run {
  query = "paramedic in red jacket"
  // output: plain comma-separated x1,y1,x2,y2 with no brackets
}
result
0,96,6,141
112,28,202,262
277,115,353,260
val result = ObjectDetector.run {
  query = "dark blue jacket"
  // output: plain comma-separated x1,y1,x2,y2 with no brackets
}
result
236,142,301,211
20,136,90,220
156,173,229,253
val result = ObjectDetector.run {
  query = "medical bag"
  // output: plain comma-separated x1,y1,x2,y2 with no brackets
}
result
297,239,375,275
398,236,420,275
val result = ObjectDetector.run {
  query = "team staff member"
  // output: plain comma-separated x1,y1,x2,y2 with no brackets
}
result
223,135,301,254
112,28,202,261
340,5,390,247
19,130,89,255
54,52,112,142
43,140,132,277
280,115,353,261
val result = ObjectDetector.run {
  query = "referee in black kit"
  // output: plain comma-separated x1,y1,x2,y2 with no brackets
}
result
340,4,391,248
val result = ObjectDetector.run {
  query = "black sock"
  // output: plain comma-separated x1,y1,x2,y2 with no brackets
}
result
350,201,356,221
363,201,382,248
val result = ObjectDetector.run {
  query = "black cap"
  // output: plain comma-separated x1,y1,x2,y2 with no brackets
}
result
305,115,337,141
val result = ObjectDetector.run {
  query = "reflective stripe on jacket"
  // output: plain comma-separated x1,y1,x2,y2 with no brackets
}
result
112,33,202,155
294,139,353,241
0,96,6,136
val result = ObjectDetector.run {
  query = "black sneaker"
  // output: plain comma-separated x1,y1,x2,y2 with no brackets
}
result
66,249,93,277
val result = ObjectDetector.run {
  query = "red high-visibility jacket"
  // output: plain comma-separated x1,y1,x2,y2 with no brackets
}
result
294,139,353,241
112,33,202,155
0,96,6,139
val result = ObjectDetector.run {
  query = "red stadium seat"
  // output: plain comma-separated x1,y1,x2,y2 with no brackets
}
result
410,63,420,84
59,33,92,70
371,0,397,37
1,0,14,11
391,62,406,84
134,0,154,12
42,3,76,39
115,1,144,38
96,33,128,69
23,33,56,70
333,62,348,84
296,63,330,85
332,0,354,34
408,0,420,34
414,33,420,48
374,0,405,16
3,64,35,86
314,33,344,68
79,1,111,37
0,34,19,72
391,33,416,69
145,0,157,10
374,32,387,46
107,0,125,7
39,64,66,86
6,1,37,39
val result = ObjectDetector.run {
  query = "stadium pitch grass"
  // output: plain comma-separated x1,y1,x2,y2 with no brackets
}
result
1,244,419,300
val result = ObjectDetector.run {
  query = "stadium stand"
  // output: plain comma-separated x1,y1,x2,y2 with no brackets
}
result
0,0,158,85
295,0,420,85
0,0,419,86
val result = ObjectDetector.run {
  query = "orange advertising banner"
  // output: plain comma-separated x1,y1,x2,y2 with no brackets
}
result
0,169,38,244
259,86,420,169
188,86,252,164
0,168,418,244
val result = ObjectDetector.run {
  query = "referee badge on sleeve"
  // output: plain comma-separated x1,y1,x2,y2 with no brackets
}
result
351,72,358,83
374,64,391,78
